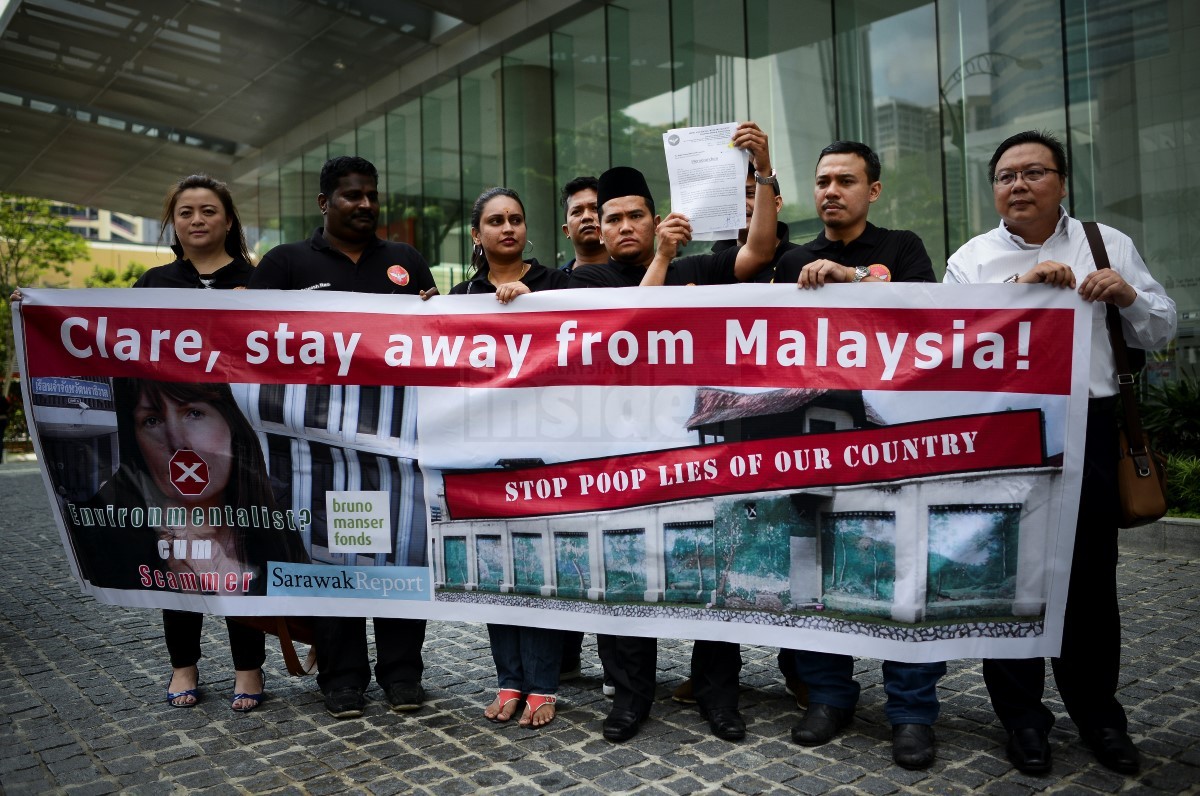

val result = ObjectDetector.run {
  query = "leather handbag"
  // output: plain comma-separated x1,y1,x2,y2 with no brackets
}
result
1082,222,1168,528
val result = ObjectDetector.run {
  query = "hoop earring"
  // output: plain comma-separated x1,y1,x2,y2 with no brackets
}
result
524,240,533,253
472,243,483,259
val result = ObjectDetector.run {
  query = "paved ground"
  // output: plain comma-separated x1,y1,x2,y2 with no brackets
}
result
1,460,1198,795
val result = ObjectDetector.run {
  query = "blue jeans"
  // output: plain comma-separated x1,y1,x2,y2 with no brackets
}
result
791,651,946,725
488,624,563,694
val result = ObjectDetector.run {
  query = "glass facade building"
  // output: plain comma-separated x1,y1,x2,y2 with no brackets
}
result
243,0,1199,379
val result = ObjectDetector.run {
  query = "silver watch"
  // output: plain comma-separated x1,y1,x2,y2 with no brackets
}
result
852,265,870,283
753,168,779,196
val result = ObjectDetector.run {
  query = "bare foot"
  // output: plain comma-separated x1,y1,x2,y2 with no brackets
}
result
519,695,556,728
168,665,198,706
232,669,264,711
485,689,522,722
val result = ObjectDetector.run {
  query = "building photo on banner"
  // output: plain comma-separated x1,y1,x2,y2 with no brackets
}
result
13,282,1091,664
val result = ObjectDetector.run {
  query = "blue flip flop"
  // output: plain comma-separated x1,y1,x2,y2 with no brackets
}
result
167,669,201,707
231,669,266,713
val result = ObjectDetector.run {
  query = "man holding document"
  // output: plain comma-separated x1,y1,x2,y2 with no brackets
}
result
567,121,779,289
570,122,776,744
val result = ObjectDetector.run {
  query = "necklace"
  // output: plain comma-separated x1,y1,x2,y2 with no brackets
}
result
488,261,530,286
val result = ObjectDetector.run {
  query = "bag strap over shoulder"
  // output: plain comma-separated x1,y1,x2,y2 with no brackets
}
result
1082,221,1153,476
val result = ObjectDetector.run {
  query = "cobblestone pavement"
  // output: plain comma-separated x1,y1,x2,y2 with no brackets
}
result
1,461,1198,795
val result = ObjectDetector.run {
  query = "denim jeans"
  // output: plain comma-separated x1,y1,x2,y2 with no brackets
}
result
791,651,946,725
488,624,564,694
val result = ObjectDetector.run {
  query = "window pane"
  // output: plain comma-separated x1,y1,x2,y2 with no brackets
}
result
385,100,425,257
671,0,747,127
303,142,327,237
552,9,609,266
938,0,1065,254
422,81,467,287
476,535,503,592
255,169,281,257
607,0,674,213
460,60,502,204
280,156,305,243
258,383,285,425
356,386,381,435
664,520,715,603
504,37,556,272
513,533,547,594
356,116,388,233
747,0,835,242
820,511,895,616
554,532,591,598
834,1,947,268
602,529,646,601
1066,0,1195,380
926,503,1020,619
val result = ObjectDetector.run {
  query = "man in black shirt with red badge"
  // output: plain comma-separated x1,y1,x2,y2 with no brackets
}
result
249,156,436,719
568,123,779,290
572,122,777,745
776,141,941,771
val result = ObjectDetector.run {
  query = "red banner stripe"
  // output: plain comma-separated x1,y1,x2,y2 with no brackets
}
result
21,305,1073,394
442,410,1046,519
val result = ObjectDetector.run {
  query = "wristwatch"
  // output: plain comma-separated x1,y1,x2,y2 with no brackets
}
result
852,265,870,283
753,168,779,197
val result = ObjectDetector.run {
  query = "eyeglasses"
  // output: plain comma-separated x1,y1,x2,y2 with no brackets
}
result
992,167,1063,187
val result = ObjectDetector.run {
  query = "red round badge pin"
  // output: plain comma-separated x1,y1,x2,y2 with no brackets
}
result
168,449,209,496
387,265,410,286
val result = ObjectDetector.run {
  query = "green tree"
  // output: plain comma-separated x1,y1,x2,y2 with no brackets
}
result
84,261,147,288
0,194,90,401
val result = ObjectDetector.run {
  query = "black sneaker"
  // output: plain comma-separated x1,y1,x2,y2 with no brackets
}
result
383,681,426,712
324,687,366,719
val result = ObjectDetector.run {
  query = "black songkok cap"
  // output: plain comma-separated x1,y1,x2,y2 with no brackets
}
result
597,166,653,210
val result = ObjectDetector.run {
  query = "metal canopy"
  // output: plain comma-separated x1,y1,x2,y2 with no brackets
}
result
0,0,524,216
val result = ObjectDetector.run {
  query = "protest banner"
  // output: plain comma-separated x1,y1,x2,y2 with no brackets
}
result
13,283,1090,661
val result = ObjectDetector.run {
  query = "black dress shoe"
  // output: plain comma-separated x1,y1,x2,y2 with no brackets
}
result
1080,727,1140,774
382,681,425,712
891,723,935,770
324,687,367,719
602,707,647,742
699,706,746,741
1006,727,1051,775
790,703,854,746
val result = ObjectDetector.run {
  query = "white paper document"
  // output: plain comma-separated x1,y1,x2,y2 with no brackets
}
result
663,123,749,241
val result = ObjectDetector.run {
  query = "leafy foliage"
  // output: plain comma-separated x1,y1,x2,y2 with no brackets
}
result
1,194,91,401
1166,454,1200,517
84,261,147,287
1142,377,1200,457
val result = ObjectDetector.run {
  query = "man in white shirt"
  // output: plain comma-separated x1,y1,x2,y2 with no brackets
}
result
945,130,1176,777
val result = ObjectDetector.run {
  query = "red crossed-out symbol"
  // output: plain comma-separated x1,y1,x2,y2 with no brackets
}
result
168,449,209,496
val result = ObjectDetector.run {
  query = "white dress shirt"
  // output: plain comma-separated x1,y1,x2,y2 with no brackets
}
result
945,208,1177,398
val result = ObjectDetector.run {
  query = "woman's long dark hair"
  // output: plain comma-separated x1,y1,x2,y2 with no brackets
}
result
112,378,274,513
469,187,524,276
160,174,252,264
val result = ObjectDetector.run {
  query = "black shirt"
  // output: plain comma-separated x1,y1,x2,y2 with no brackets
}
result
247,227,436,295
134,255,253,289
774,222,935,284
711,221,797,284
567,245,739,288
449,259,569,295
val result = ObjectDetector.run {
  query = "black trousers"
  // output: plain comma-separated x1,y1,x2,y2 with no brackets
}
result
597,634,657,715
982,398,1128,735
690,640,742,710
314,616,426,694
163,609,265,671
